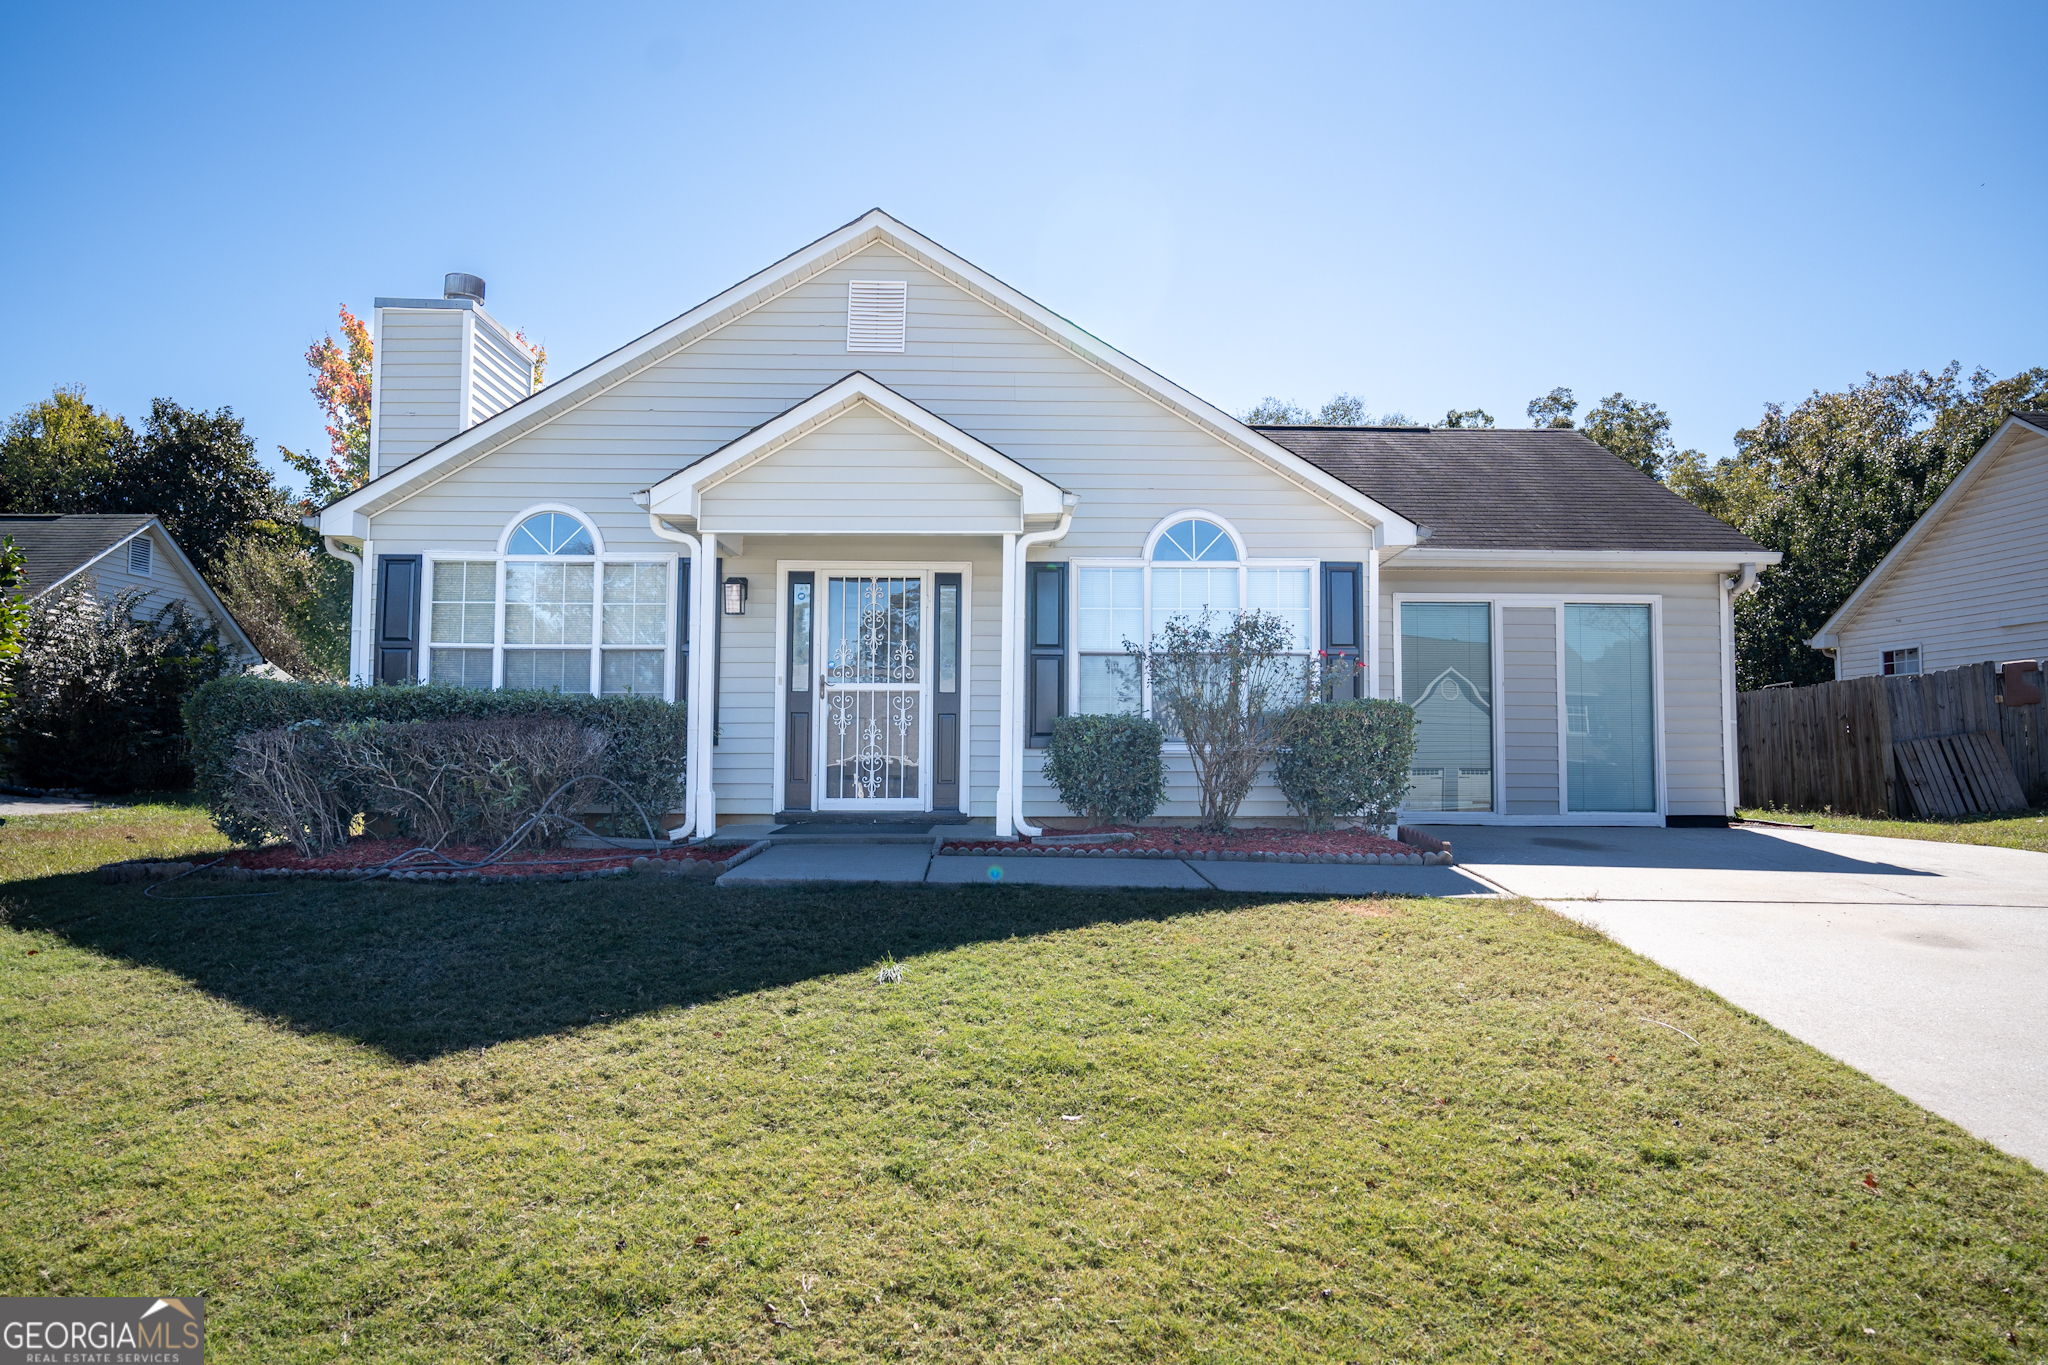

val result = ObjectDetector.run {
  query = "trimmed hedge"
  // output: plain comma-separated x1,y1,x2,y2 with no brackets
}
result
1274,698,1417,831
185,678,687,846
1042,714,1166,825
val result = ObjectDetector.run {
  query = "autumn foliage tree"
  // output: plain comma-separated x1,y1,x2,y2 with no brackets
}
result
281,305,373,506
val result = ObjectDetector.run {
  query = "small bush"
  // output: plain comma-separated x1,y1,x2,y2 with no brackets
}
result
186,677,686,846
2,582,237,792
338,717,609,848
1042,714,1166,825
1274,698,1418,831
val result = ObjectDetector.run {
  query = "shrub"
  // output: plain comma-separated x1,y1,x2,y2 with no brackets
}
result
1042,714,1166,825
337,717,609,848
1275,698,1418,831
2,582,237,792
1126,611,1363,831
228,716,617,857
185,677,687,846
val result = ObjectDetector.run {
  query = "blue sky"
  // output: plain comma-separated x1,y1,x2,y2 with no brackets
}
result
3,1,2042,495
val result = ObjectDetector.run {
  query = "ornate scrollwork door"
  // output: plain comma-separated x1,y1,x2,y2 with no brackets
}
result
818,575,926,806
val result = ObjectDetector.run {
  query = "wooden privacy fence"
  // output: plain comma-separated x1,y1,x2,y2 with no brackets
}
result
1737,660,2047,818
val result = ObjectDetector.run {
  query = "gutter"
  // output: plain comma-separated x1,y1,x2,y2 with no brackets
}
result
1004,504,1075,838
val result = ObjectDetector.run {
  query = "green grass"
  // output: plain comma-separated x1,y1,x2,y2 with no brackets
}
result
2,804,2044,1362
1740,805,2048,855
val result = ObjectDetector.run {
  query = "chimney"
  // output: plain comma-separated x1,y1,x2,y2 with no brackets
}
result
369,273,537,476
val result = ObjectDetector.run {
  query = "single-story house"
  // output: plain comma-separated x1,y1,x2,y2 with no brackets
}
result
1808,410,2048,679
315,210,1777,836
1,513,261,663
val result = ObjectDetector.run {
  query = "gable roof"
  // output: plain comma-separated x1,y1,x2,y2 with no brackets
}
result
0,514,156,594
319,210,1415,543
0,513,261,659
644,372,1069,522
1255,426,1774,558
1808,412,2048,647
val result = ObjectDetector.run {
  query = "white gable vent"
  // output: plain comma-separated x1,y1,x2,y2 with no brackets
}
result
847,280,907,353
127,535,152,576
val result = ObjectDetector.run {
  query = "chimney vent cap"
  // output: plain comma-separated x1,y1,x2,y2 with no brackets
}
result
444,272,486,303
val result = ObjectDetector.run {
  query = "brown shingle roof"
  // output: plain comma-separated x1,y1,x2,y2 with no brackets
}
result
1254,426,1770,554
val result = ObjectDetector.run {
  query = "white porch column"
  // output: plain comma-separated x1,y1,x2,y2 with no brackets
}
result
996,531,1019,837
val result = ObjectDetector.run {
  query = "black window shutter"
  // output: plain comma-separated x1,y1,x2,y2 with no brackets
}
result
1320,561,1364,700
1026,561,1067,747
675,556,690,705
375,554,422,685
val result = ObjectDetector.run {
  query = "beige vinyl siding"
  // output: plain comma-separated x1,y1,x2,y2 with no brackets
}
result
698,410,1020,535
375,309,465,475
1378,569,1731,817
470,322,534,429
1835,430,2048,679
363,243,1378,821
1502,606,1560,814
369,243,1371,563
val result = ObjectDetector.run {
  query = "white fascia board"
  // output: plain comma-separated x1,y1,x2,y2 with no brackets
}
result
1389,547,1783,572
645,372,1067,520
1808,416,2040,643
322,210,1411,539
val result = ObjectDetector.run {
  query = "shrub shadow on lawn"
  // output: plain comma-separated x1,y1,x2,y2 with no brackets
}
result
14,874,1282,1061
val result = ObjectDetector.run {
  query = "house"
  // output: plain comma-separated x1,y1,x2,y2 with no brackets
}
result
314,210,1778,836
1808,411,2048,679
0,513,261,663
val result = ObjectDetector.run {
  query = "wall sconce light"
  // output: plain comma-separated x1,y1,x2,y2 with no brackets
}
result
722,577,749,616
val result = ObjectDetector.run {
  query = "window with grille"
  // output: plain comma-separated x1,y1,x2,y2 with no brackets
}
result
1882,647,1921,676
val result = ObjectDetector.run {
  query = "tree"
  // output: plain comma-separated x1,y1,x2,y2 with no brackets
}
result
1438,408,1494,429
1243,392,1415,426
0,537,27,707
0,386,132,513
210,529,352,680
1580,392,1676,478
281,305,373,506
1527,387,1576,428
0,389,287,576
1672,363,2048,688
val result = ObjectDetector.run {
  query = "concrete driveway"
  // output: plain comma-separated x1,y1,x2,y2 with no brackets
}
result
1429,823,2048,1170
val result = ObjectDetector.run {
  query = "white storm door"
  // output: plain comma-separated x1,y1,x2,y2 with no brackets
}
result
817,574,930,809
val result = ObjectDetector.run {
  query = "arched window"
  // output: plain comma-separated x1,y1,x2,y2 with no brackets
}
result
423,507,671,698
1070,512,1314,720
506,511,595,557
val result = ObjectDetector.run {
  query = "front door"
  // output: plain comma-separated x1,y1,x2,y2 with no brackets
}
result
817,574,928,808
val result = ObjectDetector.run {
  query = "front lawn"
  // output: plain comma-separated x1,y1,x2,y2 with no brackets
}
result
1740,805,2048,856
2,804,2043,1362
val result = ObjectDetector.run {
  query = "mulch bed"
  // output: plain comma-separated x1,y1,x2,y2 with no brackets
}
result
939,825,1452,865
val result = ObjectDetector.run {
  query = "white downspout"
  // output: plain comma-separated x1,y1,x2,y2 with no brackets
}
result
322,537,366,684
1720,561,1760,816
1366,530,1382,699
649,513,714,838
1007,509,1074,838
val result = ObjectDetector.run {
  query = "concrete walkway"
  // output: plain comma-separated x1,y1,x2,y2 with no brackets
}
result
1436,823,2048,1169
717,842,1494,896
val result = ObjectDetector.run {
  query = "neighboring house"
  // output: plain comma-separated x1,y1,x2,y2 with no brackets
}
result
1,513,261,664
315,210,1777,836
1808,410,2048,679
